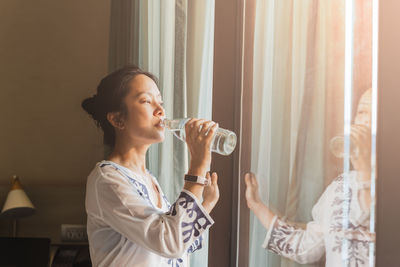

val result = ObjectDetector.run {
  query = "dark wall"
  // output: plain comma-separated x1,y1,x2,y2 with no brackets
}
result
209,0,240,266
376,0,400,265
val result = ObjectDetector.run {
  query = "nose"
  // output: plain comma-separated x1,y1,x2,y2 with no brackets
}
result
155,103,165,118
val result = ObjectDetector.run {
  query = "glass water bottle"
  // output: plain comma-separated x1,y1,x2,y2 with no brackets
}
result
329,135,359,159
163,118,237,156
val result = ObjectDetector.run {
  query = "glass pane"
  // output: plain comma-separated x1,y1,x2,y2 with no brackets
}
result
246,0,377,266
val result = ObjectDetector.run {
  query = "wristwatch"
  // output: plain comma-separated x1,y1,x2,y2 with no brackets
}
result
184,174,209,185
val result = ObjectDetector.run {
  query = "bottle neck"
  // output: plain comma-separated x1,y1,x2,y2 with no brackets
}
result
163,118,190,131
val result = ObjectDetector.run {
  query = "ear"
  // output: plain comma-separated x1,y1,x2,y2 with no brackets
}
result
107,112,125,130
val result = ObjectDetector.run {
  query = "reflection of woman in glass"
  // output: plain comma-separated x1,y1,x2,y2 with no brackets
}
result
81,66,220,266
244,89,374,267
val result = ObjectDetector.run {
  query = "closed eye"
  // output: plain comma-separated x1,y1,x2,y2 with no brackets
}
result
140,99,151,104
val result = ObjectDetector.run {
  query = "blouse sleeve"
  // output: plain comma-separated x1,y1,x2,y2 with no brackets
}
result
262,216,325,264
262,182,335,264
96,166,214,259
187,236,203,254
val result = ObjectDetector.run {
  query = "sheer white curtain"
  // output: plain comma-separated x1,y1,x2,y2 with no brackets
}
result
249,1,324,267
247,0,373,266
108,1,215,266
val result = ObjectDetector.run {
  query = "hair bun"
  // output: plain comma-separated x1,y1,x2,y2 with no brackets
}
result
81,95,99,119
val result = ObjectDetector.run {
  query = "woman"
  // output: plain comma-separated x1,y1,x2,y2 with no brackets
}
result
81,65,220,266
244,89,375,267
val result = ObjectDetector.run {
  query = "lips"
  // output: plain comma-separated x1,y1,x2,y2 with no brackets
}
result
155,119,165,128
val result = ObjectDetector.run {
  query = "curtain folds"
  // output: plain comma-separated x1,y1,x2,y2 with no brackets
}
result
240,0,373,266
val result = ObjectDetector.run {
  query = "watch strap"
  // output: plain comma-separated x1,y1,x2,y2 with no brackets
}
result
184,174,209,185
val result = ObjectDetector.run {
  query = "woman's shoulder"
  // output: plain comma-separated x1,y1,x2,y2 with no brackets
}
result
313,172,357,207
86,160,126,184
327,171,359,190
92,161,154,191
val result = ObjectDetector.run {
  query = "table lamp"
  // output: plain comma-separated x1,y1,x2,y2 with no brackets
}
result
1,175,35,237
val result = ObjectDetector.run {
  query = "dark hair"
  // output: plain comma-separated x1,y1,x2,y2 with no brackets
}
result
81,65,158,147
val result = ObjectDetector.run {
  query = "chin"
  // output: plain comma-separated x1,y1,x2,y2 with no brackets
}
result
155,137,165,143
153,132,165,144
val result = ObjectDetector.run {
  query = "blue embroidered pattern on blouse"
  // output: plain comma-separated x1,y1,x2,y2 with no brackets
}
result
329,177,369,266
101,162,207,265
163,194,171,209
100,163,154,208
167,191,213,243
167,257,183,267
187,236,203,254
166,234,203,265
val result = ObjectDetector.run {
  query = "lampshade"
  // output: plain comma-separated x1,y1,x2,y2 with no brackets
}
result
1,175,35,218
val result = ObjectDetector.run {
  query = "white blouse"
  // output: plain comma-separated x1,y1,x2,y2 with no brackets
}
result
85,160,214,267
263,171,374,267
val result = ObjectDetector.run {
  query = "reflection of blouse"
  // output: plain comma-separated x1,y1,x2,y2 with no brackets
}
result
263,171,374,267
86,160,213,267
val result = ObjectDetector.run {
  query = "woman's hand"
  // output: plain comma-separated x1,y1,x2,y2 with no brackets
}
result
350,124,372,180
202,172,220,213
244,172,275,229
244,172,262,210
185,118,219,177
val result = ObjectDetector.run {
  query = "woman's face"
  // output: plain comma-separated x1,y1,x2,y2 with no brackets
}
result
121,74,165,145
354,90,372,128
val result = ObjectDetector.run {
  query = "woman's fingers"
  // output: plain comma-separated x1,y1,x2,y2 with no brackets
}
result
244,173,251,187
185,118,196,138
245,172,258,188
250,173,258,187
205,172,218,186
204,171,218,187
199,121,215,135
185,118,219,141
351,125,371,148
193,119,207,133
352,125,368,136
204,122,219,146
211,172,218,185
350,130,362,147
190,119,204,139
205,172,211,183
185,118,205,139
202,121,218,141
244,172,261,207
353,124,370,132
352,125,370,140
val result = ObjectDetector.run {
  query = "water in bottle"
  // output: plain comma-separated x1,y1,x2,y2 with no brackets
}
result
329,135,359,159
162,118,237,156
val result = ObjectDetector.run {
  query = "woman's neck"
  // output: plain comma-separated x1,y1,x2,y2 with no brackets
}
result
107,139,150,174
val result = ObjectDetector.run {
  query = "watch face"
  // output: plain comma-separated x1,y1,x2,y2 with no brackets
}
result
185,175,198,182
185,174,207,185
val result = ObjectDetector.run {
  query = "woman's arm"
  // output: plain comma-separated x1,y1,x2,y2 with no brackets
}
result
183,119,220,212
244,172,326,264
244,173,276,229
264,217,325,264
349,125,373,212
95,168,215,259
201,172,219,213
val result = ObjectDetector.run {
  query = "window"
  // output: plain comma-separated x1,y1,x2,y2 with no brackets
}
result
236,1,378,266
